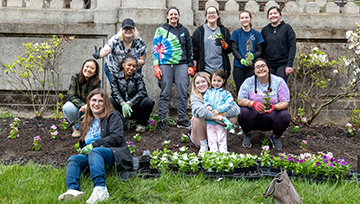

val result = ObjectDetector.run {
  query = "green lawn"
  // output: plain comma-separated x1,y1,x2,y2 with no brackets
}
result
0,163,359,203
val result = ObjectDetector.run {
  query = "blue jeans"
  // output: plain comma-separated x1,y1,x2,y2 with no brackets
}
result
62,101,83,130
66,147,115,190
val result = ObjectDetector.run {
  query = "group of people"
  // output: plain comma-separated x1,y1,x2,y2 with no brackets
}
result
155,6,293,153
58,5,295,203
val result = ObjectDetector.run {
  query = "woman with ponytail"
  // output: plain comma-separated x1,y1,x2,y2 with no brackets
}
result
236,58,290,150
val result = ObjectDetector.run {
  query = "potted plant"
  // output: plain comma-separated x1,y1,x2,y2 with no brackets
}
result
263,90,272,110
215,33,224,46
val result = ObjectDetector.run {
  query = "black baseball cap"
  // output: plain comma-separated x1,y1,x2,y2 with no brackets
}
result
122,18,135,28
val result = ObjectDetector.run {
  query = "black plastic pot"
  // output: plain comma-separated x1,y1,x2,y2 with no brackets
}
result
215,38,222,46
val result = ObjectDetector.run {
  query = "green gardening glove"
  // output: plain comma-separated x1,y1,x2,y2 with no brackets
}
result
245,52,255,61
121,102,133,118
80,144,93,155
222,118,233,130
241,59,252,67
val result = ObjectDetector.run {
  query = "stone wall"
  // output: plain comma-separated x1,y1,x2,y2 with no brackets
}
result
0,0,359,123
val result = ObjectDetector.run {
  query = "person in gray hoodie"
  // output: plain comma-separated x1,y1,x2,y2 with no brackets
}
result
188,72,240,154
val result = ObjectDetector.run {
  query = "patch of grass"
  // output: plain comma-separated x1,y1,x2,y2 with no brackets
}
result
0,163,360,203
0,107,14,119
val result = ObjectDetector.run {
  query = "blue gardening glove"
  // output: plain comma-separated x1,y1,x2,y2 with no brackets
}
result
222,118,233,130
245,52,255,61
80,144,93,155
92,46,101,59
121,102,133,118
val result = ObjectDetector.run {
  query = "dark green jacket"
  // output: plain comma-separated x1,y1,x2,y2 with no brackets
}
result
67,74,101,108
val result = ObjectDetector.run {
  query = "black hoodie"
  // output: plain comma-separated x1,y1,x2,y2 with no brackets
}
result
261,21,296,68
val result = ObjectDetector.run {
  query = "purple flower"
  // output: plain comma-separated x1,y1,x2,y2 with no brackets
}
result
328,163,334,167
316,162,320,166
128,142,134,146
324,159,328,163
322,155,327,160
149,120,157,126
302,140,307,144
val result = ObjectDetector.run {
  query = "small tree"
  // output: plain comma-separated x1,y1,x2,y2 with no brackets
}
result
3,35,74,119
289,24,360,125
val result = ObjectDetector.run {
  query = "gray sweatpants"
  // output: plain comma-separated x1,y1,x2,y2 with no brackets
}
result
158,64,189,121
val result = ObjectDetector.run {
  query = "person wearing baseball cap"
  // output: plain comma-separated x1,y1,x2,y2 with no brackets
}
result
91,18,147,84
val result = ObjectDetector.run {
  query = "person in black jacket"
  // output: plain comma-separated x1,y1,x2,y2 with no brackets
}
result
58,88,133,204
192,6,232,78
111,55,154,133
261,6,296,82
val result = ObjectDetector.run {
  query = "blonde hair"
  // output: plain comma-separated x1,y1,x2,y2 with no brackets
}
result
191,72,211,103
117,27,139,41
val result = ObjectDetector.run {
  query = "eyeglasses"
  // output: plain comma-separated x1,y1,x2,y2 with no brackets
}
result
255,64,267,70
207,11,217,16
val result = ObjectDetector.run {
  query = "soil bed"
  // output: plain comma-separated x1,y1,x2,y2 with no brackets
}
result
1,117,360,171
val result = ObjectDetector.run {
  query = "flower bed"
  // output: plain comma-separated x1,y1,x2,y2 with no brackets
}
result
137,148,360,182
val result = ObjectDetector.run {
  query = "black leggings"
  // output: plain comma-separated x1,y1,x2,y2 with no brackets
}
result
111,97,154,126
233,66,254,93
270,65,288,82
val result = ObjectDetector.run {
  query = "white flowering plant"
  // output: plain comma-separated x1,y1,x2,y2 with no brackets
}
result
49,124,58,139
8,117,20,139
345,123,355,135
290,24,360,126
259,146,272,167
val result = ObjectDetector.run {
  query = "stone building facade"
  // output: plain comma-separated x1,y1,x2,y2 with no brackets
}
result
0,0,359,123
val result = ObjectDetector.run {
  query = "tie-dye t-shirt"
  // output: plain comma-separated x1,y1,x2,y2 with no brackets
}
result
237,74,290,104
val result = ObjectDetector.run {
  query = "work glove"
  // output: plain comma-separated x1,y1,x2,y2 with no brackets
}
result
188,67,195,76
222,118,233,130
265,104,276,114
121,102,133,118
245,52,255,61
92,46,101,59
154,65,162,80
252,101,265,114
241,59,252,67
80,144,93,155
220,39,228,50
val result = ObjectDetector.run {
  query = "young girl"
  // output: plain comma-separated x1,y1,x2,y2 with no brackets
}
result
202,69,234,153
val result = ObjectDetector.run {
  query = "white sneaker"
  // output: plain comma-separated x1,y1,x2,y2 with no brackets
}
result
58,189,85,202
198,143,208,155
86,186,109,204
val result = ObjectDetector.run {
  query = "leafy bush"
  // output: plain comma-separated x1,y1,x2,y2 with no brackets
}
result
3,35,74,119
289,24,360,125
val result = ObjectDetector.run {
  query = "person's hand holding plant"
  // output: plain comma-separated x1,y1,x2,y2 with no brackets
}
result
252,101,265,114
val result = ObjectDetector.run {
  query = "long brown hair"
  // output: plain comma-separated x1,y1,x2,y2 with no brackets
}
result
204,6,224,27
191,72,211,103
80,88,114,141
78,59,100,87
